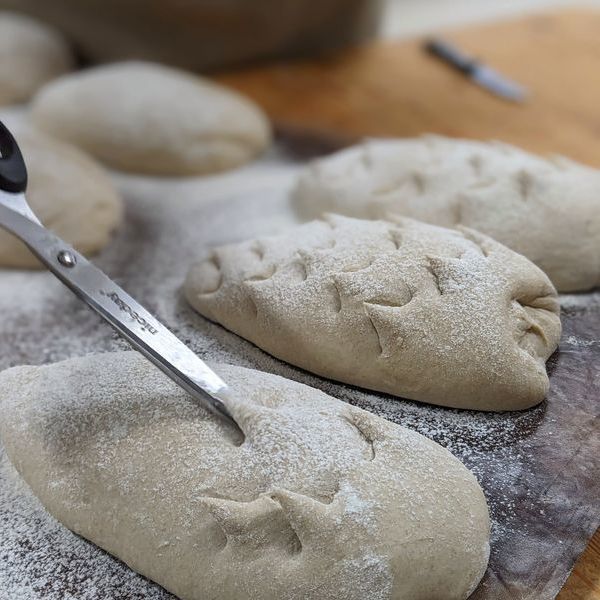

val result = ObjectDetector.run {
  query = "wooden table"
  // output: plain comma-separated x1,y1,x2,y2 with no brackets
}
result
216,9,600,598
558,531,600,599
217,10,600,168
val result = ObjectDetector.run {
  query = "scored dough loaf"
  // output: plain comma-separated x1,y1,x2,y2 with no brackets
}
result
30,61,272,176
292,136,600,292
185,214,561,411
0,127,123,268
0,11,73,106
0,351,490,600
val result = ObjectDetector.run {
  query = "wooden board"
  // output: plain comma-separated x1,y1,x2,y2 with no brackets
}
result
216,9,600,167
558,532,600,599
214,10,600,599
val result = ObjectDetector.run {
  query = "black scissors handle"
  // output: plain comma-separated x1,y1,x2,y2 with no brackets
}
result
0,121,28,194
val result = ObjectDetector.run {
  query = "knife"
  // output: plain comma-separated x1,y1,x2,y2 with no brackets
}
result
425,38,528,103
0,120,242,434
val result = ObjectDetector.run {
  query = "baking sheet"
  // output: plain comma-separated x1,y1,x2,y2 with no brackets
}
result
0,143,599,599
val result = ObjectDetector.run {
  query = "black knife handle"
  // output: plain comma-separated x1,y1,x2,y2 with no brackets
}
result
425,38,478,76
0,120,28,194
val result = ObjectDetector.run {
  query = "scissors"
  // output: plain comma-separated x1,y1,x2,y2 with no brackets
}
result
0,121,241,433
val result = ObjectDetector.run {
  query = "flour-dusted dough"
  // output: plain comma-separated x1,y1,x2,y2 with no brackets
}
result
30,61,272,176
292,136,600,292
0,11,73,106
185,215,561,411
0,351,490,600
0,127,123,268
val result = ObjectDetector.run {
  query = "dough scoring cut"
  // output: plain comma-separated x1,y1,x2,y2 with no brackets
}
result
30,61,272,176
292,136,600,292
0,11,73,106
0,351,490,600
0,127,123,268
185,214,561,411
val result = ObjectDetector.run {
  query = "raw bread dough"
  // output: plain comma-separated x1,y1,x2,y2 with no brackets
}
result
0,351,490,600
30,61,272,176
0,11,73,106
0,127,123,268
185,214,561,411
292,136,600,292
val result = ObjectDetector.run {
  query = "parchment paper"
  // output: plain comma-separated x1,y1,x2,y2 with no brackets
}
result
0,145,598,599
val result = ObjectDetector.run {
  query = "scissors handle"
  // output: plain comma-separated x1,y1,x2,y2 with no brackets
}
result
0,120,241,434
0,121,27,194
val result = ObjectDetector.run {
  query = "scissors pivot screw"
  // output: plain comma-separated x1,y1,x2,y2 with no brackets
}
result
57,250,77,268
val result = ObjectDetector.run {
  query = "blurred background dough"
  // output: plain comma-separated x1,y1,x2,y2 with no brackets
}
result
30,62,273,176
0,10,73,106
0,127,123,268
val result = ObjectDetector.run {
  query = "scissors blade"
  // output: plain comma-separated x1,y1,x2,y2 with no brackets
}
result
0,190,41,225
0,200,239,430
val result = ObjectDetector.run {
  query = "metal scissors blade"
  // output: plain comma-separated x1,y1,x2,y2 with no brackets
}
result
0,120,241,433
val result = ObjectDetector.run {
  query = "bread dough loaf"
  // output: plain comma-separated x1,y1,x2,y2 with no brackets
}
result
30,61,272,176
185,214,561,411
0,11,73,106
0,127,123,268
292,136,600,292
0,351,490,600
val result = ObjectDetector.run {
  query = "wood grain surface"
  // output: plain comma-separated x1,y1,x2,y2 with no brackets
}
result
216,9,600,168
215,10,600,598
558,530,600,599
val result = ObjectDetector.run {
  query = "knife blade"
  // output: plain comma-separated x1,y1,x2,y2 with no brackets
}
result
425,38,528,103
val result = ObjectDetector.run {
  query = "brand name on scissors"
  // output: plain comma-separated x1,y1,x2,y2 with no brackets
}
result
100,290,158,335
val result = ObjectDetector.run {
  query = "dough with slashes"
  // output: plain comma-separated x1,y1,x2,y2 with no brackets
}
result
0,351,490,600
292,136,600,292
185,215,561,411
0,127,122,268
30,61,272,176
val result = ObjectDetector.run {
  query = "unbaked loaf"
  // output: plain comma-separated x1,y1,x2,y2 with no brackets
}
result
0,11,72,106
0,127,122,268
0,351,491,600
185,214,561,411
292,136,600,292
30,61,272,176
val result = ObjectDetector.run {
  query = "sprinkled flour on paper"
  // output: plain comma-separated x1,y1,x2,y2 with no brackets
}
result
0,136,599,600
